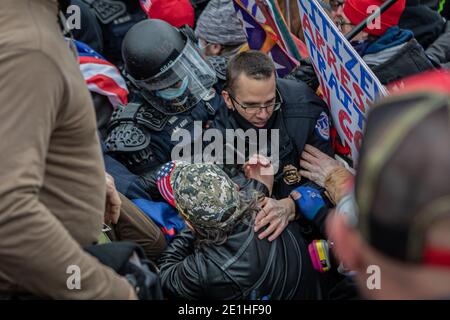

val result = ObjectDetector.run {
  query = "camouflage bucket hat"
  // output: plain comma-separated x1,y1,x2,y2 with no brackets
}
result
170,162,242,232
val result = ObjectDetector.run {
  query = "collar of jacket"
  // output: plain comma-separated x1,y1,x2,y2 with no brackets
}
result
363,41,409,67
365,26,414,55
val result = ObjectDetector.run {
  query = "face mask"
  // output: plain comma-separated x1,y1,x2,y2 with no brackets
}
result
197,39,212,53
155,77,189,101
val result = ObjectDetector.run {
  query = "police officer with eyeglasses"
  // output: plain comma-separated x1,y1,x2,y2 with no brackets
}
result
211,51,334,242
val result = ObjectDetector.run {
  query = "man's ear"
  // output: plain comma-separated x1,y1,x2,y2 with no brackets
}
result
326,211,364,271
222,90,234,110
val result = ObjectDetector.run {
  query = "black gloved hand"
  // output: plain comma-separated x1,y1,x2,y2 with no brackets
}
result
85,241,164,300
122,252,163,300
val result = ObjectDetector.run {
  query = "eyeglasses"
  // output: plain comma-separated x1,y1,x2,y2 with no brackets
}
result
336,17,354,29
227,90,283,115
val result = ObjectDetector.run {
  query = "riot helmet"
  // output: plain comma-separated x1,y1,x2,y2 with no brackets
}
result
122,19,217,115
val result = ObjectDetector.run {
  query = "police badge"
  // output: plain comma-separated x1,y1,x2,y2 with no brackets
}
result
283,164,301,185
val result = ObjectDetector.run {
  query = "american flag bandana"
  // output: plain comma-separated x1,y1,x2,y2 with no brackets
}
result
156,161,177,207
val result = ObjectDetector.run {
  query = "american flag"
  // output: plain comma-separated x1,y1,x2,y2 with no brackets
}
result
156,161,177,207
233,0,299,77
74,40,129,109
140,0,153,17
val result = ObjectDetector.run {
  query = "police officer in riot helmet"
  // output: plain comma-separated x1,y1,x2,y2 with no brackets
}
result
104,19,223,198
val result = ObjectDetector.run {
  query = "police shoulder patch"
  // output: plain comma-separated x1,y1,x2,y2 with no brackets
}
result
315,112,330,141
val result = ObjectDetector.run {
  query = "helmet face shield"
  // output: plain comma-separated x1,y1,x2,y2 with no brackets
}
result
135,40,217,115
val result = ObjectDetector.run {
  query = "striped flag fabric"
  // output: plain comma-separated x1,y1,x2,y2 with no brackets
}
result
156,161,177,207
233,0,299,77
74,40,129,109
264,0,309,59
140,0,153,17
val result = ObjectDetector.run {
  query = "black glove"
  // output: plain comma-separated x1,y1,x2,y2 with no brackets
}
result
122,252,163,300
85,241,164,300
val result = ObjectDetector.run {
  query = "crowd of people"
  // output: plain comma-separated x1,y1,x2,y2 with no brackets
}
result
0,0,449,300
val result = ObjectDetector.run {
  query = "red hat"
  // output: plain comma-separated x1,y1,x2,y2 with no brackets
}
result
388,69,450,96
343,0,406,36
147,0,195,28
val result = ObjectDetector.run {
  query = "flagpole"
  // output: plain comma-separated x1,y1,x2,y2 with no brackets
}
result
284,0,291,32
345,0,398,41
266,0,303,60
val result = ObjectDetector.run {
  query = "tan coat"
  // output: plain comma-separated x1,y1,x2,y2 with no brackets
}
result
0,0,131,299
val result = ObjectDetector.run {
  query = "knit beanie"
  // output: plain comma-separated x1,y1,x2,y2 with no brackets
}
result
195,0,247,46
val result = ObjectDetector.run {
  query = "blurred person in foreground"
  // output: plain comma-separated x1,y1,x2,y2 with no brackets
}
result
326,70,450,299
0,0,136,299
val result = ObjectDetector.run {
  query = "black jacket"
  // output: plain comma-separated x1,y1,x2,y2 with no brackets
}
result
212,78,334,200
157,217,325,300
426,21,450,68
366,38,435,85
399,5,445,49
